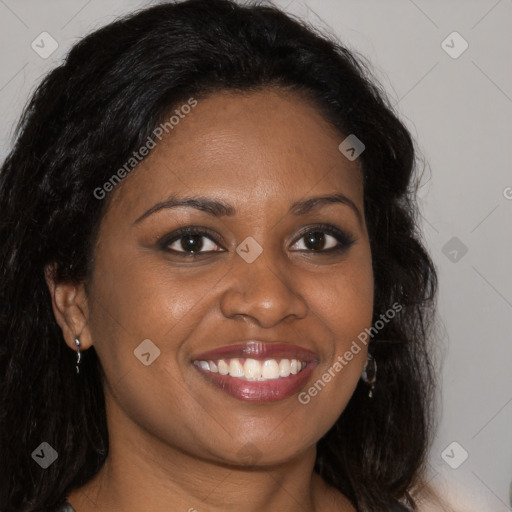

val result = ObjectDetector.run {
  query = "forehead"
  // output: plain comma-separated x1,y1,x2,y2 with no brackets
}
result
105,88,363,223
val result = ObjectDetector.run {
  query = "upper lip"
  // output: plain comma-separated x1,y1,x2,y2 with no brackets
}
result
192,341,319,363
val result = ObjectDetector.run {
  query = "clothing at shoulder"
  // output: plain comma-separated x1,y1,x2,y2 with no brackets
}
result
54,501,76,512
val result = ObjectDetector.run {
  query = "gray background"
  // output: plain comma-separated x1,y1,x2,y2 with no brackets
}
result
0,0,510,510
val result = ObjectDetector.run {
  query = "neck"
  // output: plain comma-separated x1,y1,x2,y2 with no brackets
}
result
67,391,354,512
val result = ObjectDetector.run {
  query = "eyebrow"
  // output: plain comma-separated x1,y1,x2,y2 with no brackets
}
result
133,193,363,225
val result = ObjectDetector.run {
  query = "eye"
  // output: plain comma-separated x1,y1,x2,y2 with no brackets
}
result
159,223,355,257
159,227,224,255
290,224,355,253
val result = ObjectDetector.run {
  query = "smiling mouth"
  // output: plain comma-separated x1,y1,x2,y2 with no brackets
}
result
190,341,319,402
193,357,307,381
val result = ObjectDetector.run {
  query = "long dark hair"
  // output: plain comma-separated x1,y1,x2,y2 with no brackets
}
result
0,1,438,510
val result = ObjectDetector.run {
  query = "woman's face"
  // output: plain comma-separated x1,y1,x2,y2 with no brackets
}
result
85,88,373,466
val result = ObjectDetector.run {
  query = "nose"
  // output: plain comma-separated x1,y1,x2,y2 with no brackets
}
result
219,249,308,328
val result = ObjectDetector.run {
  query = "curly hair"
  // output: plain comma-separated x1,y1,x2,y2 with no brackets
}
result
0,1,438,510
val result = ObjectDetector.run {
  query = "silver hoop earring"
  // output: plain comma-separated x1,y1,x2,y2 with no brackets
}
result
74,337,81,374
361,353,377,398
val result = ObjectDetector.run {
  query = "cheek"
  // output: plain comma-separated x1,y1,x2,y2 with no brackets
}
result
90,247,223,337
295,246,373,420
313,245,374,350
86,247,232,391
86,256,234,458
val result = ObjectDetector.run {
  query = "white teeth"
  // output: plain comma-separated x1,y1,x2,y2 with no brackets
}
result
195,357,306,380
244,358,262,379
197,360,210,371
262,359,280,379
217,359,229,375
229,358,244,378
279,359,291,377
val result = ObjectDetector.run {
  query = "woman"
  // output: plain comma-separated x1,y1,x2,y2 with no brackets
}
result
0,0,446,510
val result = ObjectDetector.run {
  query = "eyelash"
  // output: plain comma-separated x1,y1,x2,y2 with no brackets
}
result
158,223,356,257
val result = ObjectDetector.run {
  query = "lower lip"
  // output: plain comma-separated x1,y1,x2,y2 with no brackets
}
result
192,362,317,402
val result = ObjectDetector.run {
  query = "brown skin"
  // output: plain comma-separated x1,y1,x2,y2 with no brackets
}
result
46,88,373,512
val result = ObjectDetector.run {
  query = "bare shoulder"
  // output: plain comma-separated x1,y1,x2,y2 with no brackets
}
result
411,479,460,512
321,489,357,512
411,477,500,512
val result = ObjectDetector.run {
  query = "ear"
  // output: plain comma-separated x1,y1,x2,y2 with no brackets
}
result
44,263,93,351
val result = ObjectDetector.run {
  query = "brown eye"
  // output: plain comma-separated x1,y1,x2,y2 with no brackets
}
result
159,227,224,255
295,231,336,251
290,224,355,253
168,233,219,253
